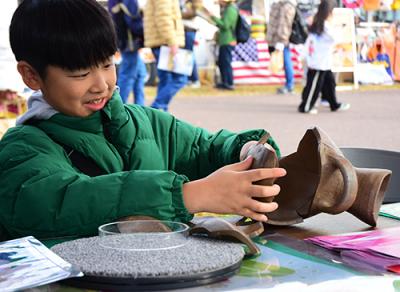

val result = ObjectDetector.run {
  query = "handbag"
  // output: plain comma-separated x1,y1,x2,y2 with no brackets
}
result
270,50,284,74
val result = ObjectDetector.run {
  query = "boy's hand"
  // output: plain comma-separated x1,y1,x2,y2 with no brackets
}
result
182,157,286,222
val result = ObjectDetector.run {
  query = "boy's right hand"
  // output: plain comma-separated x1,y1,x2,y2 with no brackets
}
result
182,157,286,222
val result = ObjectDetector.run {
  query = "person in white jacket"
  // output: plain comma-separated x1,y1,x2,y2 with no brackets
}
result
0,1,25,101
298,0,350,114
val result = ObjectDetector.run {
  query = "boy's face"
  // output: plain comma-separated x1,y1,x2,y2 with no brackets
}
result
39,58,116,117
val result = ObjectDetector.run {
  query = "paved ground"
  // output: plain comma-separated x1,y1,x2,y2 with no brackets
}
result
167,88,400,156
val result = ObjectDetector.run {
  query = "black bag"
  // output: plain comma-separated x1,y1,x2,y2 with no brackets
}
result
235,13,251,44
289,7,308,45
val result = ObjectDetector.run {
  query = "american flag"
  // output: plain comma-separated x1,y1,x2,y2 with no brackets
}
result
232,39,304,85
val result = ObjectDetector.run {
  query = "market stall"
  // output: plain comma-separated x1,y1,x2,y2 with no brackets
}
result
340,0,400,84
356,21,400,83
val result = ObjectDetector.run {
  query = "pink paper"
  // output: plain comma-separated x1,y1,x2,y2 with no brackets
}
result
306,227,400,272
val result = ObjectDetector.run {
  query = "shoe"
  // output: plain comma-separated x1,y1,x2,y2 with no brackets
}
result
337,103,351,111
320,99,330,107
190,81,201,89
308,108,318,114
215,83,234,90
277,87,294,94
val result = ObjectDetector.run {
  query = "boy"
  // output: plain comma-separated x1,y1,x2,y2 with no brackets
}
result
0,0,285,242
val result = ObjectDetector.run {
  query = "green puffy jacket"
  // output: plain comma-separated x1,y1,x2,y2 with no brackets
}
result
0,92,279,242
212,3,238,46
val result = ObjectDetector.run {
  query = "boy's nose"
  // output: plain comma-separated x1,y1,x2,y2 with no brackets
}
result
90,72,108,93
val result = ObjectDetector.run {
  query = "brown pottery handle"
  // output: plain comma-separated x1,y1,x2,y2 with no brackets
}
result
321,153,358,214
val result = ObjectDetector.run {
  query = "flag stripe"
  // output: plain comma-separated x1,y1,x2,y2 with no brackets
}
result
232,39,304,85
234,74,304,79
233,64,303,71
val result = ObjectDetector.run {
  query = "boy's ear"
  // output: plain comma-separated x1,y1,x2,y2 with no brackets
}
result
17,61,43,91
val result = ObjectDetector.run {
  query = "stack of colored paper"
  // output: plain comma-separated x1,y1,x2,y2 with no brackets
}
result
306,227,400,274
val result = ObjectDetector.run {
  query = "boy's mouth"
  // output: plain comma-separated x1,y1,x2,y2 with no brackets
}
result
86,98,105,104
84,97,108,111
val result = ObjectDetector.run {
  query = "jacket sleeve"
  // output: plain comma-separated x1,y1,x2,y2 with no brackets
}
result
0,128,192,240
141,107,281,181
275,2,296,44
154,0,179,46
211,5,238,32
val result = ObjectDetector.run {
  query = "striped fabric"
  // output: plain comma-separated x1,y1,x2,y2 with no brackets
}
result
232,39,304,85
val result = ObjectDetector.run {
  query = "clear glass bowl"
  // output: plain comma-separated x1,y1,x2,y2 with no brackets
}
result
98,220,189,251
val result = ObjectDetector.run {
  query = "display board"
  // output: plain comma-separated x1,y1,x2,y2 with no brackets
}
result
331,8,359,89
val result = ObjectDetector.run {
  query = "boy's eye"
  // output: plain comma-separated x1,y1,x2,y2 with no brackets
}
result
104,63,114,69
70,72,89,78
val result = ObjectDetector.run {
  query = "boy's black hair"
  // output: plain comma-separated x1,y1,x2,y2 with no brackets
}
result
10,0,118,78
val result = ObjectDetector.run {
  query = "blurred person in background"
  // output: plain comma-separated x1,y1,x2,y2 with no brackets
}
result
202,0,238,90
298,0,350,114
144,0,187,111
108,0,146,105
181,0,202,88
267,0,297,94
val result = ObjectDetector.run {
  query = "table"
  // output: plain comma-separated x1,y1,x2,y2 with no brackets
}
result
33,213,400,291
263,212,400,276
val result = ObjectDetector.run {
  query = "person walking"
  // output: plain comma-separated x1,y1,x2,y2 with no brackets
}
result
203,0,238,90
143,0,187,111
108,0,146,106
181,0,202,88
267,0,297,94
298,0,350,114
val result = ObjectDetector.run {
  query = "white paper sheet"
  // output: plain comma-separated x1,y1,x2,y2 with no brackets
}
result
0,236,82,291
157,46,194,76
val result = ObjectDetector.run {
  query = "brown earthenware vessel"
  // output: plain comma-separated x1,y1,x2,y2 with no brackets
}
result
267,127,392,227
240,133,279,203
348,167,391,226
